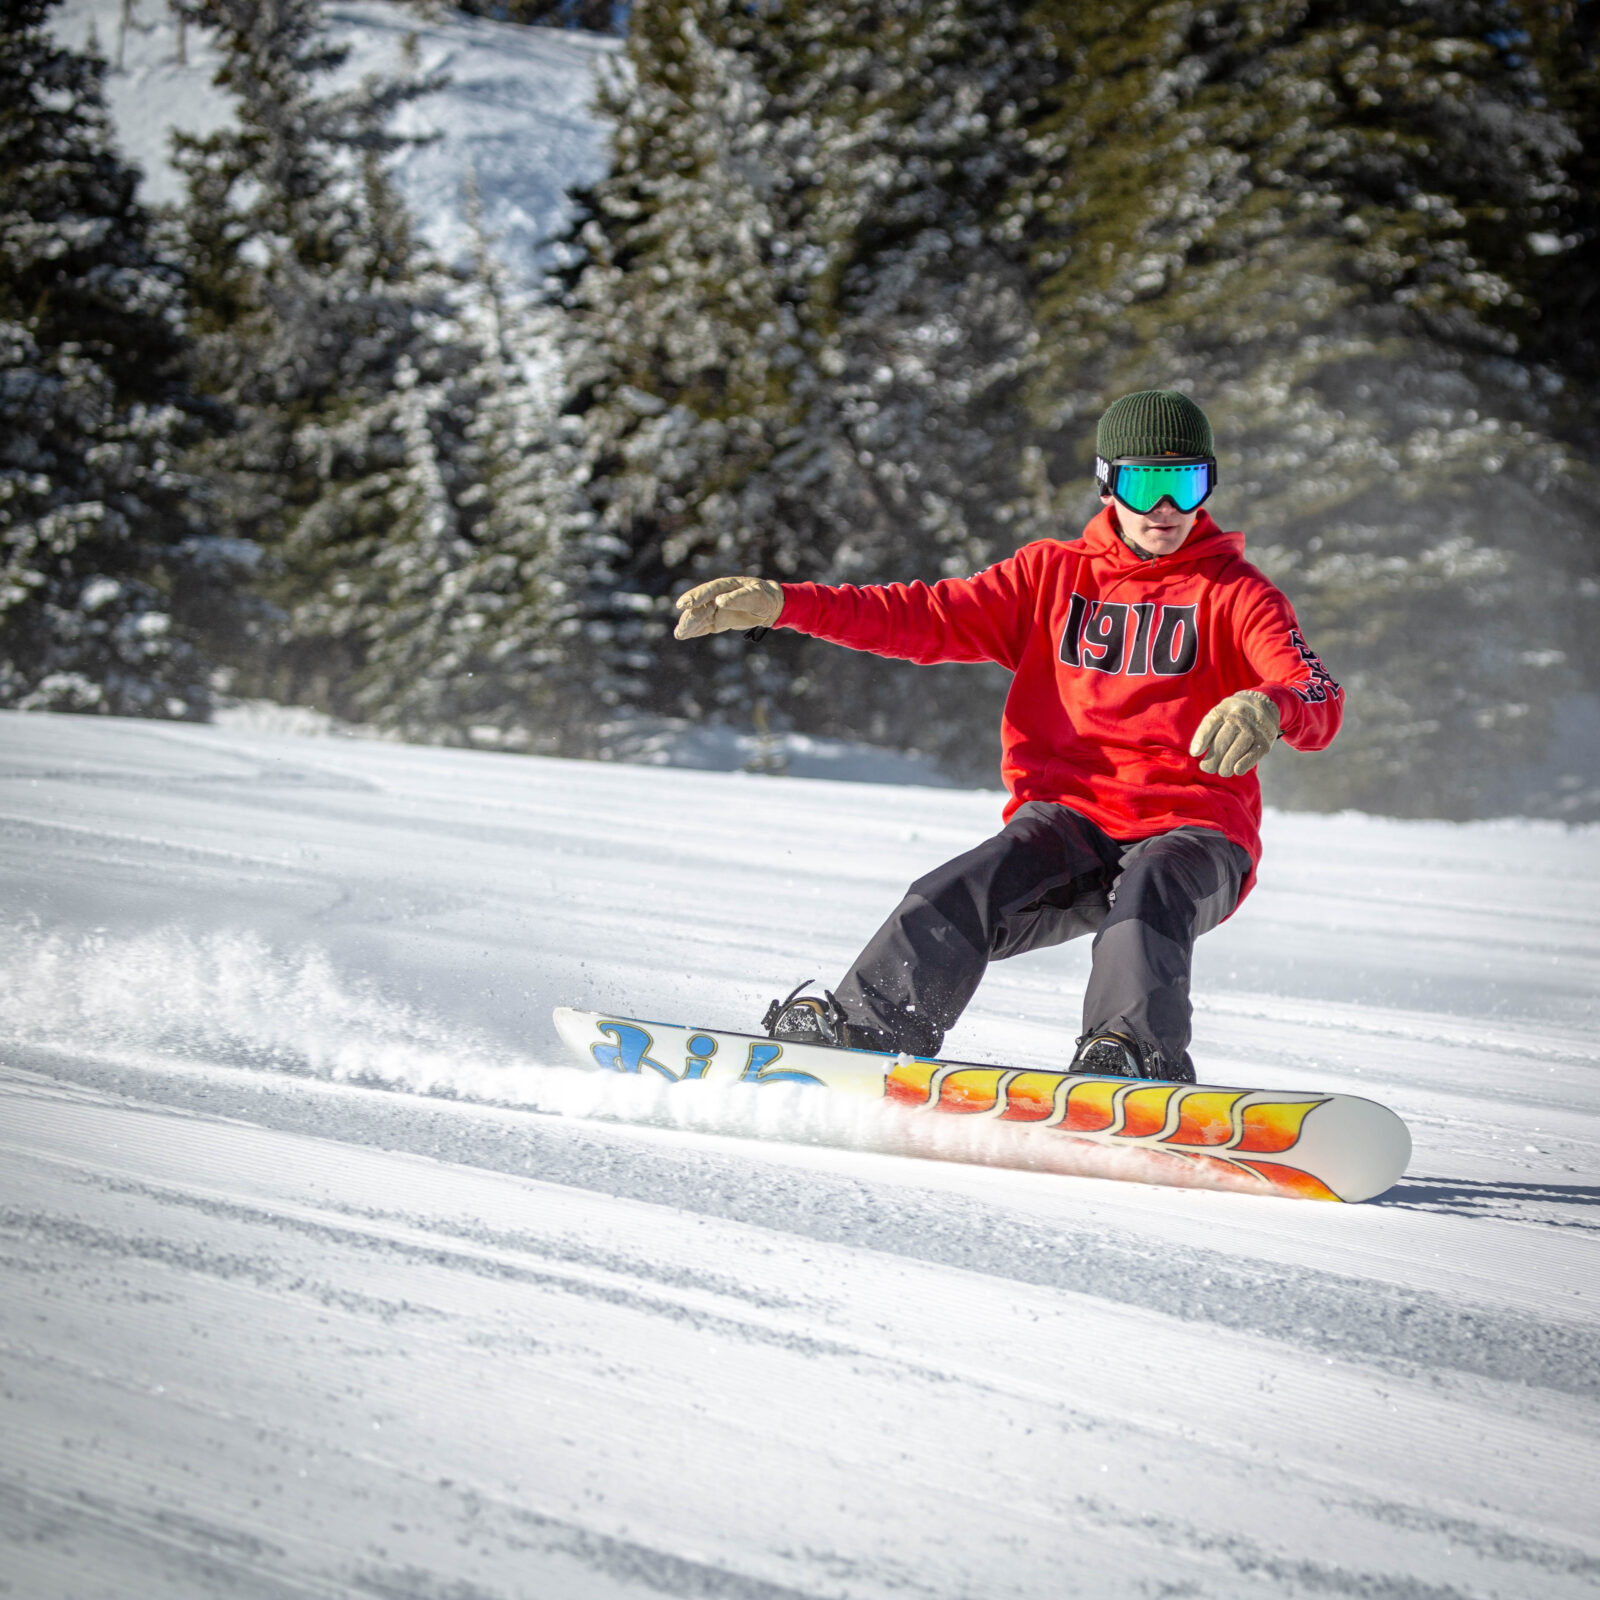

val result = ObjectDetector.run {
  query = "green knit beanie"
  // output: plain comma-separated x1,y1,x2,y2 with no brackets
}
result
1096,390,1214,460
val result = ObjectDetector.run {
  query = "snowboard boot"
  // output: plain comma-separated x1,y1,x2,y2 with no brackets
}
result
1070,1030,1196,1084
763,981,851,1049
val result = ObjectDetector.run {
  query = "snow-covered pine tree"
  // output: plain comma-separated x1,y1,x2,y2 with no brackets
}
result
557,0,1050,777
171,0,487,723
1515,1,1600,748
446,1,622,31
445,299,591,754
1517,1,1600,392
349,201,587,751
0,0,217,718
1021,0,1598,818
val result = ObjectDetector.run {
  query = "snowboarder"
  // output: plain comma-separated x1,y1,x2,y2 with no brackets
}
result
673,390,1343,1082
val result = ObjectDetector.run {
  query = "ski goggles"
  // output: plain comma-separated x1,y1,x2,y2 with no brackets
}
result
1094,455,1217,515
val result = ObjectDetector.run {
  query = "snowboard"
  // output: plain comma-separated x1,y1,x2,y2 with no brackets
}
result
551,1008,1411,1203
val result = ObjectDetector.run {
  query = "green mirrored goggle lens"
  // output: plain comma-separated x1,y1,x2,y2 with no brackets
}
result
1110,460,1214,515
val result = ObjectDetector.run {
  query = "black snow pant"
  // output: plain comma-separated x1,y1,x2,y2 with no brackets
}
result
830,800,1252,1073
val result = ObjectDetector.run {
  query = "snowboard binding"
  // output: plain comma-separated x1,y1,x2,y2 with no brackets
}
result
763,981,852,1049
1070,1029,1196,1083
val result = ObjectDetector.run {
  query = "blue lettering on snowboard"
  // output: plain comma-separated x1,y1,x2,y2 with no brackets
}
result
591,1022,675,1079
685,1033,717,1079
592,1022,825,1086
738,1041,824,1087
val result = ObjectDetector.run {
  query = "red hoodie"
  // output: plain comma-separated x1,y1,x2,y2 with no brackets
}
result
776,507,1342,898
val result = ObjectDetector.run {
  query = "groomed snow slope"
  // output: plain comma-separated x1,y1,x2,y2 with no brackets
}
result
2,710,1597,1599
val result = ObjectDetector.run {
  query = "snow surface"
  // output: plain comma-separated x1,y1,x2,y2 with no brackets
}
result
210,696,956,787
2,708,1598,1598
50,0,617,279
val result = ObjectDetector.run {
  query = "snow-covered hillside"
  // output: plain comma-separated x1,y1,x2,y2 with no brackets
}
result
2,710,1597,1598
50,0,616,278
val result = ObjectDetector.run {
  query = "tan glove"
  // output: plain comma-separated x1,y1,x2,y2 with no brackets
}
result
1189,689,1280,778
674,576,783,639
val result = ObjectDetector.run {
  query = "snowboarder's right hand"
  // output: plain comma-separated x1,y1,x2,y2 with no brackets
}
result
674,576,783,639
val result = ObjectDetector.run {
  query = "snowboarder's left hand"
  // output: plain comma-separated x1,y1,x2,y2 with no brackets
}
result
674,576,783,639
1189,690,1280,777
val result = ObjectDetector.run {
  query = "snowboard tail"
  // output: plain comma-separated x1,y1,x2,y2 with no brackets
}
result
550,1008,1411,1202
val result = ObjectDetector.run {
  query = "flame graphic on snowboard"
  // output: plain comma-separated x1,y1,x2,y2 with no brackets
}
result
886,1062,1342,1199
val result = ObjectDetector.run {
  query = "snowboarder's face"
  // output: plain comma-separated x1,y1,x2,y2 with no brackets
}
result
1100,493,1200,558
